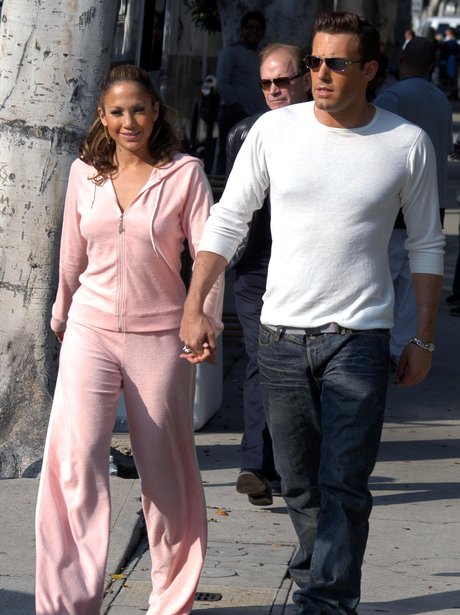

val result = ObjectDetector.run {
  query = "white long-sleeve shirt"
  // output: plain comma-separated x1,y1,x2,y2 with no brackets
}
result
199,101,445,330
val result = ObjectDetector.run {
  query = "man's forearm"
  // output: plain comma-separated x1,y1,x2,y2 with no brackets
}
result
185,251,228,313
179,251,228,362
412,272,443,341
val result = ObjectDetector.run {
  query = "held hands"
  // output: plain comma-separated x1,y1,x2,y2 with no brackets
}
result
178,251,227,365
393,343,432,386
179,310,217,365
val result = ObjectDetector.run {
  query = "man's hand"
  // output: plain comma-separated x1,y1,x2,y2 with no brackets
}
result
393,272,442,386
393,343,432,386
179,309,217,365
179,251,228,365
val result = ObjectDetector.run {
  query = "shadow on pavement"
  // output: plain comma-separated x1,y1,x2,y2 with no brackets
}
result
377,438,460,462
361,588,460,613
0,590,34,615
370,477,460,505
193,607,289,614
196,443,240,471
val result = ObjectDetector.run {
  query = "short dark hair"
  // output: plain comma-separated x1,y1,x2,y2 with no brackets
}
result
241,11,266,32
401,36,435,72
313,11,380,64
259,43,307,76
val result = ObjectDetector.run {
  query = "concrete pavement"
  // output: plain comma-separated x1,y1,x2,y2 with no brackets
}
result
1,187,460,614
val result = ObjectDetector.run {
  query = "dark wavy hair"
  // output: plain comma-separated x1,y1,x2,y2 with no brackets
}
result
313,11,380,65
79,64,182,184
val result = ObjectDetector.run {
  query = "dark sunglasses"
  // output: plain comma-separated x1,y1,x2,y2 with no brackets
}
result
259,73,303,90
304,55,362,73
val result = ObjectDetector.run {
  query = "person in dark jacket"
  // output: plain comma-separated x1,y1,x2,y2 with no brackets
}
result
227,43,310,505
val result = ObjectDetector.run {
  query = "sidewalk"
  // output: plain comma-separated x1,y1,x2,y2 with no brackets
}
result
1,224,459,614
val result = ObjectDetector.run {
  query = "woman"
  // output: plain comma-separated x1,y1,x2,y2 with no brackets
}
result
35,64,223,615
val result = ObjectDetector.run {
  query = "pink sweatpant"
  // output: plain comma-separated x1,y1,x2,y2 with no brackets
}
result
35,321,207,615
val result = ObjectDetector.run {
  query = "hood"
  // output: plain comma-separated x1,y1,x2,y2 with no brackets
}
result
146,152,205,188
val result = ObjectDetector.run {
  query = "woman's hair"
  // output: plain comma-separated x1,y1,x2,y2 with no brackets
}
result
79,64,182,184
313,11,380,65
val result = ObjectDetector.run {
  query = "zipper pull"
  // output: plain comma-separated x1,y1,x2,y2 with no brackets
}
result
118,214,124,233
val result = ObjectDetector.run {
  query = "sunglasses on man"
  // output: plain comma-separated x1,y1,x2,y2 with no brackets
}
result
259,73,304,90
304,55,363,73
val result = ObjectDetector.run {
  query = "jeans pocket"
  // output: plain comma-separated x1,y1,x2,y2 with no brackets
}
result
259,324,274,347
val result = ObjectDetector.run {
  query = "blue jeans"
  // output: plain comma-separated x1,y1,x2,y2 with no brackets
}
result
258,324,390,614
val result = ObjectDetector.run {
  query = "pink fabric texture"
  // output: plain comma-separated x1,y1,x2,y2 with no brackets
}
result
51,154,223,335
36,153,222,614
36,324,206,614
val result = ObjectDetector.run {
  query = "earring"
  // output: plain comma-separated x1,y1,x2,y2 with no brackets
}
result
103,126,112,144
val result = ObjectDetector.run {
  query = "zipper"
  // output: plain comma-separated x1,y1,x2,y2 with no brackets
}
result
117,212,125,332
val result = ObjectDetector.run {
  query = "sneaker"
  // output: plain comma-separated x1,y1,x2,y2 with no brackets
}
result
446,294,460,305
450,305,460,317
236,469,273,506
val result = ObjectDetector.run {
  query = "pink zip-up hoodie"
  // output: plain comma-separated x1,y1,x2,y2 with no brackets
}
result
51,153,223,334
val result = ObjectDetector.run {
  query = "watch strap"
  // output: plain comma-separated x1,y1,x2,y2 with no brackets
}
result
409,337,435,352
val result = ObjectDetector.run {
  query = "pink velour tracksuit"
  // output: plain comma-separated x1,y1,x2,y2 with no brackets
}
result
35,153,223,615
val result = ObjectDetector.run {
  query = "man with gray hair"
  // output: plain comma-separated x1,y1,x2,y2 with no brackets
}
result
227,43,310,507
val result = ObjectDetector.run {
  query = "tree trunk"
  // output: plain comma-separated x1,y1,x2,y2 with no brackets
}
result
336,0,366,15
426,0,443,17
216,0,320,49
0,0,118,477
335,0,399,46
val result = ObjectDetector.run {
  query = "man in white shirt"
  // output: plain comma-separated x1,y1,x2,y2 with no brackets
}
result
180,11,444,615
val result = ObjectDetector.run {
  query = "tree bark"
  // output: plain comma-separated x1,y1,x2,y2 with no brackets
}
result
215,0,405,53
426,0,443,17
0,0,118,477
336,0,366,15
335,0,400,46
216,0,320,49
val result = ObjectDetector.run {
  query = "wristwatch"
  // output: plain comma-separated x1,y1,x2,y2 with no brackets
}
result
409,337,435,352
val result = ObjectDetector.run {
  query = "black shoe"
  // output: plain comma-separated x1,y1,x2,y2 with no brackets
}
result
270,478,282,496
248,489,273,506
450,305,460,317
236,470,273,506
446,294,460,305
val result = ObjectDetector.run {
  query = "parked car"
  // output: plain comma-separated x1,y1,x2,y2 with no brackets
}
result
419,15,460,38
